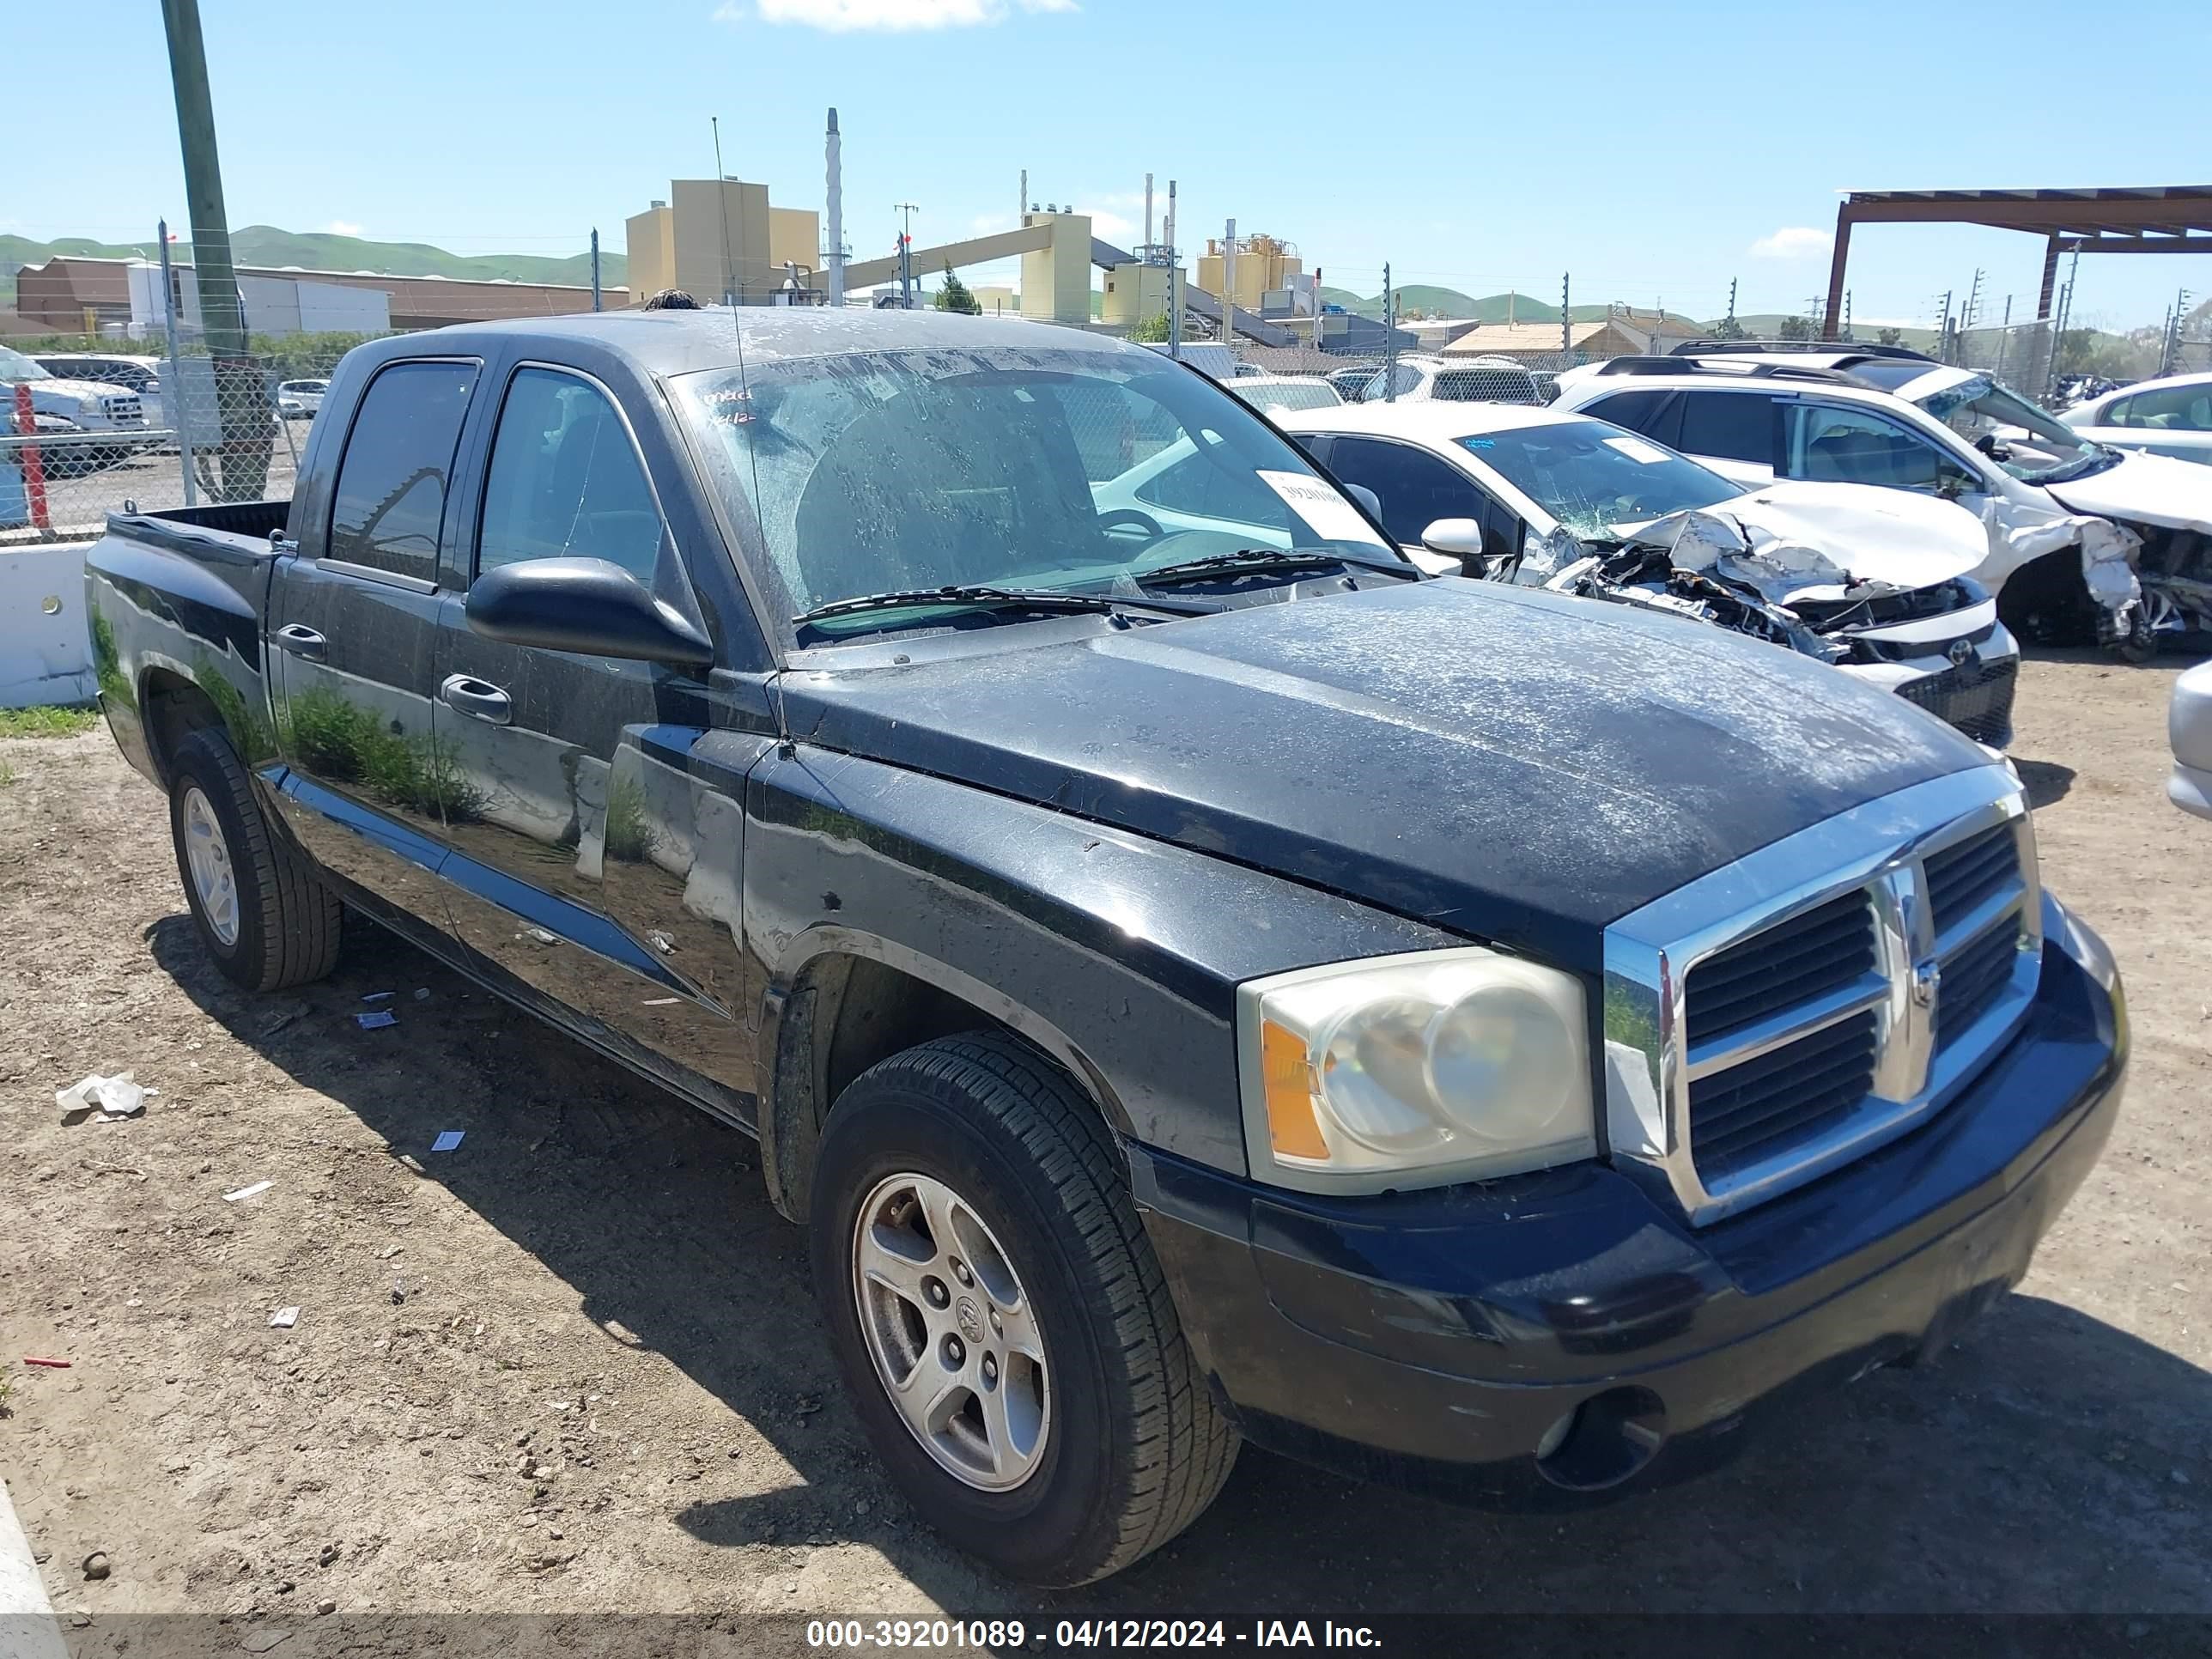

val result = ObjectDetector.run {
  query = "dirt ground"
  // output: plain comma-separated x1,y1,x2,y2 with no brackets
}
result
2,653,2207,1645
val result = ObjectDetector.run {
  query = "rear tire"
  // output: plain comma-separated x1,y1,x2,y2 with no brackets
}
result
810,1032,1237,1585
167,728,342,991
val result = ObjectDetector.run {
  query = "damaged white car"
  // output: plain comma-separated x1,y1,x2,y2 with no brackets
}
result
1278,403,2021,746
1551,347,2212,659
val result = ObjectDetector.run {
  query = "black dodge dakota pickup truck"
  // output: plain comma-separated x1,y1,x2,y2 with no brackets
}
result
86,310,2127,1586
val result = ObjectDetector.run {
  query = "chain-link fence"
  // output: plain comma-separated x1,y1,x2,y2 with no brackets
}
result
3,332,351,545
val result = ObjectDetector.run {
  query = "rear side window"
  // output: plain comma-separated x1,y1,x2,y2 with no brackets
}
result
1675,391,1777,465
1583,388,1678,445
326,361,479,583
477,368,664,582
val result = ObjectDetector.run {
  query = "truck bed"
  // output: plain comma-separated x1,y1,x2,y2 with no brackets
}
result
105,498,291,564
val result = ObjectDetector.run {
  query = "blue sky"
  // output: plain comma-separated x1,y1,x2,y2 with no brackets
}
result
14,0,2209,331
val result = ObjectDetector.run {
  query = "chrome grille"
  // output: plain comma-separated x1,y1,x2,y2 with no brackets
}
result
100,393,145,427
1603,768,2042,1225
1684,889,1875,1047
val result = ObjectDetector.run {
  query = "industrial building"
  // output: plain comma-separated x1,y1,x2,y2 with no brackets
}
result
11,253,622,336
623,179,822,305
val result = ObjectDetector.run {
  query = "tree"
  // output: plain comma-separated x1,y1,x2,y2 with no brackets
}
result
1128,310,1172,343
1777,314,1813,341
1877,327,1904,347
1711,314,1747,340
934,263,981,316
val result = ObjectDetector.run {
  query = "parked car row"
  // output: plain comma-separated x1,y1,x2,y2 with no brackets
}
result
88,311,2126,1585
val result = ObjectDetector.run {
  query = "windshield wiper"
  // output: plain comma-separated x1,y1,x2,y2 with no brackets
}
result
1137,548,1423,587
792,584,1216,629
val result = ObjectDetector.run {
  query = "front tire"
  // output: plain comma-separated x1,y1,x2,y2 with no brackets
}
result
167,728,343,991
810,1032,1237,1585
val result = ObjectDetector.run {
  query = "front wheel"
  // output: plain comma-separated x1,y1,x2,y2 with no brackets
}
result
810,1033,1237,1585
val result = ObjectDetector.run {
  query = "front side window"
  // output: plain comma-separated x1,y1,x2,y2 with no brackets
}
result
1911,374,2107,482
1324,437,1487,544
477,368,664,583
673,346,1393,640
1781,401,1947,492
1459,419,1739,534
326,360,478,582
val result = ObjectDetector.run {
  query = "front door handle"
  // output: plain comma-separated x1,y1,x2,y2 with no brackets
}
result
271,623,326,662
440,673,513,726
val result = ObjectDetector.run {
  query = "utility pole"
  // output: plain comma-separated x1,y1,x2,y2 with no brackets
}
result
1725,276,1737,337
1935,289,1953,362
160,0,266,500
590,228,601,311
1143,173,1153,249
156,218,197,507
1166,179,1182,362
1382,262,1397,402
1963,266,1984,333
1221,218,1237,351
1560,272,1571,355
894,203,918,307
824,109,845,307
1843,289,1853,340
1019,168,1027,224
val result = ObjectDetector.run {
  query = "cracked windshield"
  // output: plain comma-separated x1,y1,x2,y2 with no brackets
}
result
1914,374,2114,483
676,345,1396,639
1458,419,1739,538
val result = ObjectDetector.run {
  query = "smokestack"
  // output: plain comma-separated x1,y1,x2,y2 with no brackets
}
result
1019,168,1027,223
825,107,844,306
1144,173,1153,249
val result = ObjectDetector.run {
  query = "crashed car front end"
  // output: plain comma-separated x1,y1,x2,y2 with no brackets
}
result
1528,507,2020,747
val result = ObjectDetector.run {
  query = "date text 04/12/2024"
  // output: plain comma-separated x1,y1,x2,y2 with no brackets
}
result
806,1622,1382,1650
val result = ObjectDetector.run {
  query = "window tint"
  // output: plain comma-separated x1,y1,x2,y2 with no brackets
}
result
1583,388,1677,444
1431,368,1540,405
1675,391,1776,465
2107,384,2212,431
327,361,478,581
1783,402,1942,490
477,368,663,581
1325,437,1485,544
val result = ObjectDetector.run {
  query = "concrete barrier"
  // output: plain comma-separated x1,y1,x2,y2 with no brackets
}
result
1,542,96,708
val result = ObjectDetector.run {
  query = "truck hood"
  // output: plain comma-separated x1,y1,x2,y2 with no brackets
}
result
2043,448,2212,534
776,580,1986,970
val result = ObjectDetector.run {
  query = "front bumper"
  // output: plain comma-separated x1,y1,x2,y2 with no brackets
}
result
1131,925,2123,1507
1843,619,2021,748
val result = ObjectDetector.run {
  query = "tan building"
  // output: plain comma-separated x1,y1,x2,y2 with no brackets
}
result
969,285,1019,315
1099,261,1174,327
1441,309,1699,362
1197,233,1300,314
624,179,822,306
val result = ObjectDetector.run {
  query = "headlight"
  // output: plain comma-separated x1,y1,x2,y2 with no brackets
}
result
1237,947,1595,1193
78,394,103,416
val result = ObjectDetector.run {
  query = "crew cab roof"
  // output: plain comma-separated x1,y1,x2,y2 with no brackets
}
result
357,307,1143,379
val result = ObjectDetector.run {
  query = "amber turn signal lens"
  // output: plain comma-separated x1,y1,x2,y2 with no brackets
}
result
1260,1018,1328,1161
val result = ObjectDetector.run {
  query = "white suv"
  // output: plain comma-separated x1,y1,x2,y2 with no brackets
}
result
1552,345,2212,656
1355,353,1546,406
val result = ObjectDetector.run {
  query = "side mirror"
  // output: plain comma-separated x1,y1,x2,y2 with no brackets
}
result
2171,659,2212,820
1419,517,1485,558
465,557,714,668
1343,483,1382,520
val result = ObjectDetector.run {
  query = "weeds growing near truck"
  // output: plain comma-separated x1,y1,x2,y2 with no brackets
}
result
282,688,486,820
0,706,99,739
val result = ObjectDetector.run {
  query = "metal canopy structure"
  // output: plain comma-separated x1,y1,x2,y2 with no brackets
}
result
1821,185,2212,340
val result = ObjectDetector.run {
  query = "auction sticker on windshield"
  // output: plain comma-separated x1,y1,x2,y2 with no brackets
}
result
1602,435,1673,465
1258,471,1384,544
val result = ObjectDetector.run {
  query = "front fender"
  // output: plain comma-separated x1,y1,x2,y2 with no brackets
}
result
744,744,1459,1176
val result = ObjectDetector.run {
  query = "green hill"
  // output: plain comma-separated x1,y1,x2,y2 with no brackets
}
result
3,225,623,309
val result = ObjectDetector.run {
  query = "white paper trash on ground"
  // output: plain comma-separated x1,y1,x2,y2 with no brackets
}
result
270,1307,301,1329
55,1072,151,1121
223,1180,273,1203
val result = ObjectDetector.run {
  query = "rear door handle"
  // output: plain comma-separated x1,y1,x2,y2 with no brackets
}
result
271,623,325,663
440,673,513,726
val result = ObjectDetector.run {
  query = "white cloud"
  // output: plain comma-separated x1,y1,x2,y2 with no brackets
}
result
325,220,364,238
724,0,1075,30
1750,226,1832,260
